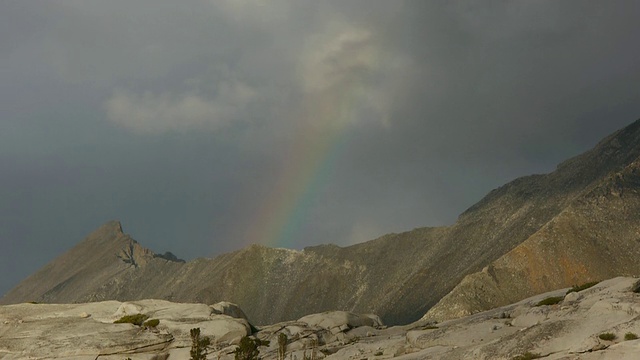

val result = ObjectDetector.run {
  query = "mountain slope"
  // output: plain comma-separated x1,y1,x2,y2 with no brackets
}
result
1,221,157,304
424,155,640,321
384,119,640,322
3,118,640,325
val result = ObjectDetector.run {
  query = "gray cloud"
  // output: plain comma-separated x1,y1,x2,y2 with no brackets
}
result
1,0,640,297
105,81,256,134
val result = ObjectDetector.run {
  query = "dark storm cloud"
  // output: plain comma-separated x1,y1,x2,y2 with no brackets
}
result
1,0,640,296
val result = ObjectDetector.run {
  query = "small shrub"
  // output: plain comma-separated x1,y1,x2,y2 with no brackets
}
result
319,348,335,356
599,332,616,341
302,338,318,360
346,336,360,344
512,352,541,360
234,336,268,360
144,318,160,328
190,327,211,360
625,332,638,340
114,314,149,326
535,296,564,307
277,333,288,360
566,281,599,294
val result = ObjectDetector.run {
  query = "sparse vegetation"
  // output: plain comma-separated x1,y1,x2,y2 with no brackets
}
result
190,327,211,360
302,338,318,360
535,296,564,307
277,333,288,360
599,332,616,341
114,314,149,326
153,251,186,263
144,318,160,328
566,281,599,294
625,332,638,340
512,352,541,360
234,336,269,360
346,336,360,345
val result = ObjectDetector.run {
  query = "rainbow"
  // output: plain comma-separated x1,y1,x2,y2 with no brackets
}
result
240,80,370,249
229,26,385,250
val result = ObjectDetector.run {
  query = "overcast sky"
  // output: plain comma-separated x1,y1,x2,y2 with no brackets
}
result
2,1,640,297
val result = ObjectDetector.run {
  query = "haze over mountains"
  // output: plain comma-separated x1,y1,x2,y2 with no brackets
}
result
3,119,640,326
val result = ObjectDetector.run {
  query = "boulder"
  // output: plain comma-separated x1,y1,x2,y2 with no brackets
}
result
564,291,582,304
210,301,249,320
298,311,384,334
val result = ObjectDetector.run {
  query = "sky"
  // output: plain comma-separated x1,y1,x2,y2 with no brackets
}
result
1,0,640,297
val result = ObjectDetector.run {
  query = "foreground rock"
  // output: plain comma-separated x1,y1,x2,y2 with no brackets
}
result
3,277,640,359
0,300,252,359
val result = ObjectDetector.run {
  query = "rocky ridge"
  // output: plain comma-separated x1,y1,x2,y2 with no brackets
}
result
423,128,640,321
3,118,640,326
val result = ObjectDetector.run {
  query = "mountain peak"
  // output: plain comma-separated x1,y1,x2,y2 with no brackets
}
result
97,220,124,236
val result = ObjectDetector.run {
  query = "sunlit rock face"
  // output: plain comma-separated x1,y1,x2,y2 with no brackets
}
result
0,299,251,360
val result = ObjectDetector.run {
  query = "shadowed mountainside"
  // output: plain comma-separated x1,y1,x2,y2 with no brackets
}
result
3,118,640,325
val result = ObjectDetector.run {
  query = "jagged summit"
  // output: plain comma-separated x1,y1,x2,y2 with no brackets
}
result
102,219,124,233
0,219,158,305
3,118,640,326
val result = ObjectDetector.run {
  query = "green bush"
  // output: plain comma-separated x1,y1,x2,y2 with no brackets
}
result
625,332,638,340
566,281,599,294
512,352,541,360
535,296,564,307
277,333,288,360
114,314,149,326
190,327,211,360
144,318,160,328
234,336,268,360
599,332,616,341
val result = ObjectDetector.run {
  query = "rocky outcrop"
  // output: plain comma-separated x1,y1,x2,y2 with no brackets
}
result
0,299,385,360
2,278,640,359
0,299,252,360
298,311,383,334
